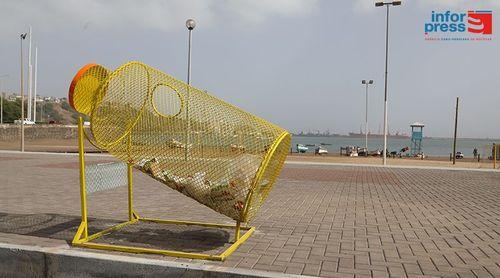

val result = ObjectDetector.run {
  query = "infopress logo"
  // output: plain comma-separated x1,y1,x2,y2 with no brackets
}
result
425,10,493,41
468,11,493,34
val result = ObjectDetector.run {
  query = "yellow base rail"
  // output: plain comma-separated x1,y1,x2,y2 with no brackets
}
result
72,215,255,261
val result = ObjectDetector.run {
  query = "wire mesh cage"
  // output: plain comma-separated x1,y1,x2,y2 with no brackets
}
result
85,162,128,194
69,61,291,223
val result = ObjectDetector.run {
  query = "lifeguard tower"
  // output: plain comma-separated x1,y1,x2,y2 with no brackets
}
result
410,122,425,155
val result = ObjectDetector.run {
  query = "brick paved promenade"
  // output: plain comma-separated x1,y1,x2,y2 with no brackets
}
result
0,151,499,277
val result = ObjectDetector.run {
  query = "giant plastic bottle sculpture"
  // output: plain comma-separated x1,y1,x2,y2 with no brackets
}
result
69,62,291,222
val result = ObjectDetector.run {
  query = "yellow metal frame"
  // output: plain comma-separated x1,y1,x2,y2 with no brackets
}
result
73,117,255,261
241,131,289,222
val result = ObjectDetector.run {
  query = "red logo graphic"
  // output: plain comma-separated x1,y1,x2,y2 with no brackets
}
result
468,11,493,34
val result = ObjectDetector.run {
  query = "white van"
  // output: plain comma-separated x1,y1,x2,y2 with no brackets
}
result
14,118,35,125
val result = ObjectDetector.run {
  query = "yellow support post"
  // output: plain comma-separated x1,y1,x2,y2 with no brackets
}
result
127,163,134,221
126,133,136,221
77,117,88,239
234,221,241,242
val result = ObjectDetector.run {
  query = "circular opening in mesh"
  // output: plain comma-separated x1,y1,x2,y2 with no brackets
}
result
152,84,183,117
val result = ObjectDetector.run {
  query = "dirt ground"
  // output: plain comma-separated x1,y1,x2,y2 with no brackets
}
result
0,139,100,153
0,139,497,169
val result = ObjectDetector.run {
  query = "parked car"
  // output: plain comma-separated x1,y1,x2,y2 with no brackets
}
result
455,152,464,159
14,118,35,125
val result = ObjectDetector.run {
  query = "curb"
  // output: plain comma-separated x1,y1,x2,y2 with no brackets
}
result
0,242,308,278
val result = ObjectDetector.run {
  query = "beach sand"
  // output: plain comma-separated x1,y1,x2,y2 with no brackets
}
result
288,153,496,169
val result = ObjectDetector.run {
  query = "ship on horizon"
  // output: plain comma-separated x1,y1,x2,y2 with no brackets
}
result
347,131,410,139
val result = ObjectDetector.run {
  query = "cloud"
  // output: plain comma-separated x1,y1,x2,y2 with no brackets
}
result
417,0,500,9
353,0,377,14
353,0,500,14
0,0,319,37
219,0,319,24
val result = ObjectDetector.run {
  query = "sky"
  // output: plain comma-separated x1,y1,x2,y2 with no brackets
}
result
0,0,499,138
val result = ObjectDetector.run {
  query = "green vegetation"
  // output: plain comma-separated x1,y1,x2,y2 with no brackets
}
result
1,99,22,122
0,97,82,124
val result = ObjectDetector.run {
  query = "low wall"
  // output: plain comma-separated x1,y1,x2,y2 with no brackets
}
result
0,125,78,141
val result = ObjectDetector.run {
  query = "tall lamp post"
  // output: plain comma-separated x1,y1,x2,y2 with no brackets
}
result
185,19,196,160
33,46,38,123
20,33,27,152
375,0,401,165
186,19,196,85
28,26,33,122
361,80,374,156
0,74,9,124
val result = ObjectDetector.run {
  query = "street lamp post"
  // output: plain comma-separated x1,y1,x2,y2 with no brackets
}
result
186,19,196,85
28,26,32,122
184,19,196,161
20,33,27,152
375,0,401,165
0,74,8,124
33,46,38,123
361,80,374,156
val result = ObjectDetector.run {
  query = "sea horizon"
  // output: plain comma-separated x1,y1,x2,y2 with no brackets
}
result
292,133,500,141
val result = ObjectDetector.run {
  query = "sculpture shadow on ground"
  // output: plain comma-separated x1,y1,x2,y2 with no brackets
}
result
0,212,230,253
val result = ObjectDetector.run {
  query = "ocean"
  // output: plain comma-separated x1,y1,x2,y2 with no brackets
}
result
291,135,498,157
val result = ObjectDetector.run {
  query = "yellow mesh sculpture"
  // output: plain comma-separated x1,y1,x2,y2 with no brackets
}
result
69,61,291,223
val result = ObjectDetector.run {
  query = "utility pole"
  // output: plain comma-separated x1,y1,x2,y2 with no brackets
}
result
452,97,459,165
28,26,33,121
33,46,38,123
20,33,27,152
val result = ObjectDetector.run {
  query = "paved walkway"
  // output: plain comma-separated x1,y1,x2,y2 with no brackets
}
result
0,152,499,277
